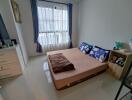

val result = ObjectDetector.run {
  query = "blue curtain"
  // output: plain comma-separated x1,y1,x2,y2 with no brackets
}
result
68,3,73,48
30,0,42,53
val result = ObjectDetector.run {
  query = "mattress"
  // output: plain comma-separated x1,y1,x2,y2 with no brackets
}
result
47,48,108,90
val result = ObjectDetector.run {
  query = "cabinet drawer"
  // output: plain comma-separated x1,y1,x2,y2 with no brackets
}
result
0,57,19,65
108,62,123,79
0,64,9,71
0,47,22,79
0,60,20,69
0,74,12,79
0,62,21,79
0,66,11,78
9,62,22,76
0,51,19,64
0,50,17,59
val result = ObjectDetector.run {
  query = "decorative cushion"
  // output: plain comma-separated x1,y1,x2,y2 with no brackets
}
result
79,42,93,54
89,46,109,62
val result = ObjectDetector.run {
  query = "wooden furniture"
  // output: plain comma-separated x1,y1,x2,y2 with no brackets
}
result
108,50,132,79
0,46,22,79
115,62,132,100
47,48,107,90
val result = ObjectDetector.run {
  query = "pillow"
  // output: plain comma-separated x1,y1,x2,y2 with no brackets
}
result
89,46,110,62
79,42,93,54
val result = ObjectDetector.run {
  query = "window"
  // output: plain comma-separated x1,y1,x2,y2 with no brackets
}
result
37,3,70,52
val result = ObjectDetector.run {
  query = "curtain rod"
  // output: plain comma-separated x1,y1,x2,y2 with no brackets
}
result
39,0,69,5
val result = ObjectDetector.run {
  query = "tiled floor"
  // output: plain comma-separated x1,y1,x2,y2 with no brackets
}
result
0,56,129,100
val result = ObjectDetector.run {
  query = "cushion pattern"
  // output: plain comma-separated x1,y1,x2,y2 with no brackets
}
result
89,46,109,62
79,42,93,54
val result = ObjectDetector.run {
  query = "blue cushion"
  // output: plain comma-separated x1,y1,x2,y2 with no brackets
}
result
79,42,93,54
89,46,109,62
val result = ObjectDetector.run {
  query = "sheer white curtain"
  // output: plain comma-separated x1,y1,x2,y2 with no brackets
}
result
37,2,70,53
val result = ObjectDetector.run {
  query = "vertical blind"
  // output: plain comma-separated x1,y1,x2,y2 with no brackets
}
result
37,2,70,53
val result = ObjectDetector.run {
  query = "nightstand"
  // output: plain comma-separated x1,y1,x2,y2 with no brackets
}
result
108,50,132,79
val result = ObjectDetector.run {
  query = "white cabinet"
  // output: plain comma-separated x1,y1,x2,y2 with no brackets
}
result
0,46,22,79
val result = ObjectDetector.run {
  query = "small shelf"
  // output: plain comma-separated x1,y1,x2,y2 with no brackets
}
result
109,51,127,67
108,50,132,79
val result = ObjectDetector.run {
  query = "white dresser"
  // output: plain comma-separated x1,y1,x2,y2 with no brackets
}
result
0,46,22,79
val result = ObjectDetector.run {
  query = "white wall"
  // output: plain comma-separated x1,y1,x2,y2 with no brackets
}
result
17,0,78,57
8,0,29,64
14,23,28,64
72,0,78,48
17,0,36,57
78,0,132,49
0,0,28,64
0,0,17,39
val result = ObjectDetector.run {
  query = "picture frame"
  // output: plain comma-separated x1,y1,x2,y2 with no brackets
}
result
11,0,21,23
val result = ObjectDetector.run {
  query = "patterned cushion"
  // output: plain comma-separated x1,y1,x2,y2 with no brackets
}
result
79,42,93,54
89,46,109,62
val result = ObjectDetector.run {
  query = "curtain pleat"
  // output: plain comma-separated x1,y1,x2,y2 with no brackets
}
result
30,0,42,53
68,3,73,48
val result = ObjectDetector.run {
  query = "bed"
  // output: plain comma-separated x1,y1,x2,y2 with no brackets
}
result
47,48,108,90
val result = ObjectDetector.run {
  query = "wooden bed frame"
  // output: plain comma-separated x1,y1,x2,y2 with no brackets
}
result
47,48,108,90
